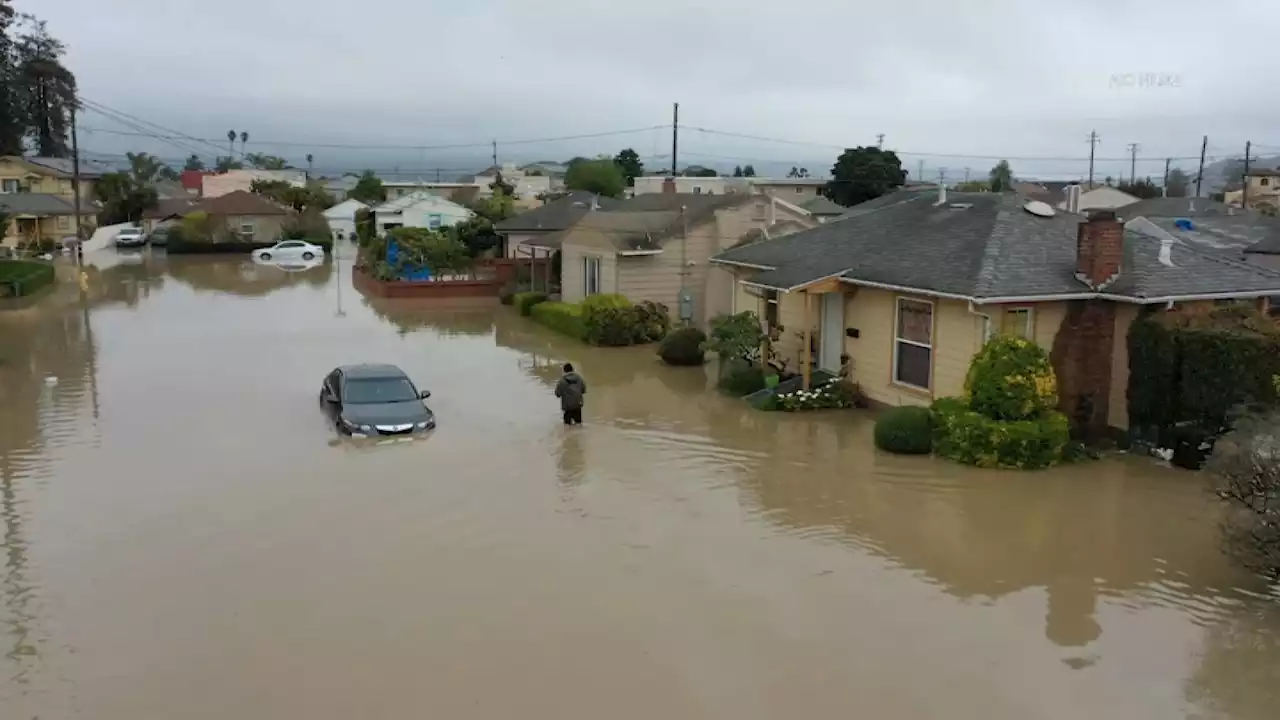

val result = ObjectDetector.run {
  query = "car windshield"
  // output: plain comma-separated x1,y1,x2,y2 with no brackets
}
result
344,377,419,404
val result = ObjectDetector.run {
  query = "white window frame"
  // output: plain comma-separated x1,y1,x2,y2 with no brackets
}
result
1,179,19,194
427,213,442,229
1000,306,1034,340
56,215,70,230
892,297,934,391
239,221,256,238
582,256,601,296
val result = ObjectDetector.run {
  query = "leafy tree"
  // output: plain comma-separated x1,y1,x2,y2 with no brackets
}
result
742,164,757,177
613,148,644,186
488,171,516,198
387,227,471,275
1166,168,1190,197
1206,410,1280,578
183,154,205,171
682,165,718,178
245,152,290,170
239,130,248,156
14,17,76,157
449,216,499,258
705,311,766,362
988,160,1014,192
471,191,514,223
786,166,808,178
215,156,244,172
305,153,313,174
732,165,743,177
126,152,171,185
250,178,331,211
95,171,158,225
1104,175,1114,187
824,146,906,207
955,180,990,192
1117,177,1161,199
564,158,625,198
348,169,386,205
0,0,23,155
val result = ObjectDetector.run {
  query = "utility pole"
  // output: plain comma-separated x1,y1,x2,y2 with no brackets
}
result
71,102,85,249
491,140,497,168
1163,158,1171,197
876,133,884,149
1126,143,1139,184
1195,135,1208,197
678,205,692,325
1087,130,1099,187
435,168,441,182
671,102,679,177
1242,140,1252,209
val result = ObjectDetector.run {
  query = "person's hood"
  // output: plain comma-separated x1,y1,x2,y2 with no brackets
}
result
562,372,584,385
341,401,432,427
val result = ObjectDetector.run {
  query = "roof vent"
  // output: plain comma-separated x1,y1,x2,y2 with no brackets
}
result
1023,200,1056,218
948,202,973,210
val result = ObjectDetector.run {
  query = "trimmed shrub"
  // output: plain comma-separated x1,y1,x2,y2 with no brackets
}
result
932,399,1070,469
581,293,630,312
633,300,671,343
531,301,585,340
513,291,548,316
964,335,1058,421
580,295,670,346
0,260,55,298
658,327,707,366
874,406,934,454
718,358,766,396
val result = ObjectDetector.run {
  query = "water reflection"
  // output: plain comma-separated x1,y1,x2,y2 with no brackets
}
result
165,254,332,296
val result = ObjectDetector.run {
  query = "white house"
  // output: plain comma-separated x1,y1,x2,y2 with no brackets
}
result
322,198,368,241
373,192,474,235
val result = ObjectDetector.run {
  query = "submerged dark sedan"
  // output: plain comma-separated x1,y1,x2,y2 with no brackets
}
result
319,364,435,437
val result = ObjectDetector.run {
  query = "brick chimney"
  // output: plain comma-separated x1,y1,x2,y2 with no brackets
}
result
662,177,677,194
1075,210,1124,290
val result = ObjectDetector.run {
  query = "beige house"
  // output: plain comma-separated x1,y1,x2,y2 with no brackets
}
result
1224,168,1280,212
0,156,104,247
559,189,816,326
711,188,1280,435
141,190,288,241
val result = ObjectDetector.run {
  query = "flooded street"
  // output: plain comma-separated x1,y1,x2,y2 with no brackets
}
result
2,249,1279,719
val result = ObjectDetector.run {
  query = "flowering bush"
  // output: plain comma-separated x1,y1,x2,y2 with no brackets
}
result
964,335,1058,421
771,379,856,411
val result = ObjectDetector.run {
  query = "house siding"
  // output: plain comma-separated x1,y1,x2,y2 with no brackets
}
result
503,232,539,258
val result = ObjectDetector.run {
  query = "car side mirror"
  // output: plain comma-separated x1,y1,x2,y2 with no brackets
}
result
419,390,431,399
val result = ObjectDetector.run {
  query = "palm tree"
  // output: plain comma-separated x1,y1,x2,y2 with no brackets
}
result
306,153,314,177
227,129,236,157
239,131,248,158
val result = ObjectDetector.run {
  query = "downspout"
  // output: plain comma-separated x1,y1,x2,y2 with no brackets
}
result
968,300,992,344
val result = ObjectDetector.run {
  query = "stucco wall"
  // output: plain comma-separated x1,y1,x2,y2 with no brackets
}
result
1108,304,1141,430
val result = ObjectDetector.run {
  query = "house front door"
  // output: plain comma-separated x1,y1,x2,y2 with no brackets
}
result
819,292,844,372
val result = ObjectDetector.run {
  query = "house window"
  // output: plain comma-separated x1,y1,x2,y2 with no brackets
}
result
1,179,19,194
1262,178,1271,187
693,186,702,194
894,298,933,390
582,256,601,296
239,221,256,239
795,187,803,194
427,213,442,229
56,215,70,230
1000,308,1033,339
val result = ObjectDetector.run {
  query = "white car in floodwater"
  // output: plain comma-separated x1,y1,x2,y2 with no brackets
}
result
255,240,325,262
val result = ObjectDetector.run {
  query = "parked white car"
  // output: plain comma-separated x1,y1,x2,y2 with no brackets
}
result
115,226,146,248
255,240,325,262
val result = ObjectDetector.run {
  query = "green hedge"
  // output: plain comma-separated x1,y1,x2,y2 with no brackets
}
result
932,397,1070,469
531,301,585,340
0,260,55,298
513,291,548,316
874,406,934,454
1128,308,1280,440
965,335,1058,421
658,327,707,366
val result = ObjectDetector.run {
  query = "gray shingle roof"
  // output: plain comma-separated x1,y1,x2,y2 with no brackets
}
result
495,191,620,232
0,193,94,215
715,190,1280,302
1117,197,1234,218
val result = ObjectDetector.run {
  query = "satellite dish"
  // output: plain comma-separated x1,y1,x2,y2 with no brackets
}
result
1023,200,1056,218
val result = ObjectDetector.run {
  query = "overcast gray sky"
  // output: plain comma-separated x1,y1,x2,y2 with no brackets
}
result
24,0,1279,180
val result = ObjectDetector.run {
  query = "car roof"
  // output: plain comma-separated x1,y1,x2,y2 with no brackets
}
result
337,363,409,380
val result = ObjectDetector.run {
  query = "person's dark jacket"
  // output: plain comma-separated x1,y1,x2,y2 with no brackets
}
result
555,372,586,410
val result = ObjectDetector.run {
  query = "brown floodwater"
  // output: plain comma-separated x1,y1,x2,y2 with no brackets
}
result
1,249,1279,719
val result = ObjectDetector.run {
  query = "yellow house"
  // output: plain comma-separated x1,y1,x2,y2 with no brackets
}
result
0,156,103,247
558,188,816,327
711,189,1280,435
1223,168,1280,212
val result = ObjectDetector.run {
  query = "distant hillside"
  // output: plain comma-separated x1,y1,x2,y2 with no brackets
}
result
1198,155,1280,194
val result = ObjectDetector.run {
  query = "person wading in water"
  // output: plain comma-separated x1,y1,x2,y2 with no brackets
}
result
555,363,587,425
